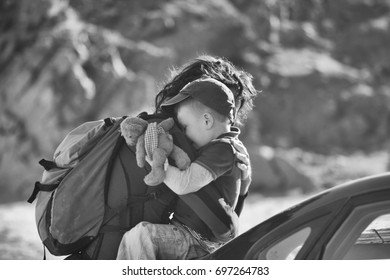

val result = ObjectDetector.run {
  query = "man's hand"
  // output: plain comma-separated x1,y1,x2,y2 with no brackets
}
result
231,139,251,180
218,198,239,239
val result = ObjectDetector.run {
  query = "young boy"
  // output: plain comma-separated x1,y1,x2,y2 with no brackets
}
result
116,77,249,259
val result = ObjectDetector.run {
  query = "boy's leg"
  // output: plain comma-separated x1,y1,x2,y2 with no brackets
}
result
116,221,158,259
116,221,208,259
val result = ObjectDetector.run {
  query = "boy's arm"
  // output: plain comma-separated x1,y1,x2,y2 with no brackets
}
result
163,141,234,195
163,162,214,195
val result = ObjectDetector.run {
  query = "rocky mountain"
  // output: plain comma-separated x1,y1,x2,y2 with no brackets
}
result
1,0,390,201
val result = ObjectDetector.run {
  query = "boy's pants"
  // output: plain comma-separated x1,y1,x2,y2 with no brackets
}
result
116,220,209,260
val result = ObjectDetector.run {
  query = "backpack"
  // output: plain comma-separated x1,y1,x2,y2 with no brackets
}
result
28,114,179,259
28,113,238,259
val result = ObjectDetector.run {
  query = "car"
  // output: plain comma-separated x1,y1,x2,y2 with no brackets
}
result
204,172,390,260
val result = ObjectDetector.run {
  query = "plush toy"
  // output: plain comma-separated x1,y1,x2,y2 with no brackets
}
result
120,116,191,186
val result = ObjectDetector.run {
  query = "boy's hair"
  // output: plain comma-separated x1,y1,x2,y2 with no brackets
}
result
155,55,258,125
176,97,230,124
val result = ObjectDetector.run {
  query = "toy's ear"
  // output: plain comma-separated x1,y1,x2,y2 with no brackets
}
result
159,118,175,131
121,117,148,146
124,117,148,131
133,117,148,129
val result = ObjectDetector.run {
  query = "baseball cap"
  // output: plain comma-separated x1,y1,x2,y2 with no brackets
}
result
161,77,236,122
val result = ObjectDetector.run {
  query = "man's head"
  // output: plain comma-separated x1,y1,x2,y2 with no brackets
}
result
155,55,258,126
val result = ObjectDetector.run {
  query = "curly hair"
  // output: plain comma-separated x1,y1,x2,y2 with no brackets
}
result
155,55,258,125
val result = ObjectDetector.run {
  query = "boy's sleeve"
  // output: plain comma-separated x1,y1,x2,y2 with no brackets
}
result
194,142,235,179
164,162,214,195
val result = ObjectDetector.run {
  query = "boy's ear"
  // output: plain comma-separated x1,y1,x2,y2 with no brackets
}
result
203,113,214,129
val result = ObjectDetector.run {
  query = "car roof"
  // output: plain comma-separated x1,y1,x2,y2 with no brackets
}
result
323,172,390,196
282,172,390,217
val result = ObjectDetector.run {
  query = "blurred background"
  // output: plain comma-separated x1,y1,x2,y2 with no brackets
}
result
1,0,390,259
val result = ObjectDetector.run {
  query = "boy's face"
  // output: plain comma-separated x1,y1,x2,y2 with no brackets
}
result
176,103,210,149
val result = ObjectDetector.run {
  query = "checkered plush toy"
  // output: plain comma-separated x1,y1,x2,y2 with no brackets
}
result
120,116,191,186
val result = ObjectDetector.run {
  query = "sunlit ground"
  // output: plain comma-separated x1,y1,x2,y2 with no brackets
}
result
239,193,310,234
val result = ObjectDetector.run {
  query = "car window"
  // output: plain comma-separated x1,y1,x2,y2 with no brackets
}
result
356,214,390,244
243,210,332,260
343,213,390,260
324,200,390,260
262,227,311,260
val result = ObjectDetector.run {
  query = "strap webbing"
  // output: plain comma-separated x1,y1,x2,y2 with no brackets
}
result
43,244,46,260
38,159,57,171
101,189,165,227
27,182,59,203
99,225,130,233
104,117,114,127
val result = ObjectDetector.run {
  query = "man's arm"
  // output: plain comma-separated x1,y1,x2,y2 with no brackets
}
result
231,139,252,215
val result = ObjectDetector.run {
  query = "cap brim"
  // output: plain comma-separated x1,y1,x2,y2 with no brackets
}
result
161,92,190,107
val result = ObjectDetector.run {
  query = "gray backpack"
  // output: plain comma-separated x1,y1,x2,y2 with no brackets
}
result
28,115,177,259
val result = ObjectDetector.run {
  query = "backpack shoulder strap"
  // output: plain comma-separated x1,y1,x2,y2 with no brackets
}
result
179,183,238,243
